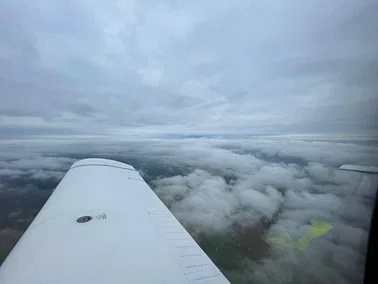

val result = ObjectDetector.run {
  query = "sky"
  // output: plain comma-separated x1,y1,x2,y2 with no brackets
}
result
0,138,377,283
1,0,378,139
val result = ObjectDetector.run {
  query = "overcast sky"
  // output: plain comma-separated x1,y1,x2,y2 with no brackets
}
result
1,0,377,139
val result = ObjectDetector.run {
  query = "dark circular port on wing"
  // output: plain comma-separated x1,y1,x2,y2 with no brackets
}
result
77,216,92,223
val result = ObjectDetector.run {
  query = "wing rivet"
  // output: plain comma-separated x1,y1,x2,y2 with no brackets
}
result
77,216,92,223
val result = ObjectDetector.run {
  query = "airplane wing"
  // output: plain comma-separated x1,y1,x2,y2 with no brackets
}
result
339,165,378,174
339,164,378,196
0,158,230,284
339,164,378,284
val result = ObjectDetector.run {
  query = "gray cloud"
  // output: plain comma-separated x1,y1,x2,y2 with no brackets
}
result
1,0,377,138
0,229,23,264
0,138,377,283
146,139,376,283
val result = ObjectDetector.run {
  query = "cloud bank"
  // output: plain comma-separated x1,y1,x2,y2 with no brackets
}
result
0,138,377,283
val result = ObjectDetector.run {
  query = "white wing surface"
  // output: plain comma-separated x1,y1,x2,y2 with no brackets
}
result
0,158,230,284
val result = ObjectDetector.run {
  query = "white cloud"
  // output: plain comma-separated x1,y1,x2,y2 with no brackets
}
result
0,169,25,177
0,137,377,283
0,155,75,184
3,157,74,171
137,138,376,283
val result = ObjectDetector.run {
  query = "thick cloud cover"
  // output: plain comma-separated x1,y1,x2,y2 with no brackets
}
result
1,0,378,138
0,138,377,283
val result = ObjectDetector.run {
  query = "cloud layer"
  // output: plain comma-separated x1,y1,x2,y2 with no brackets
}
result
1,0,378,138
0,138,377,283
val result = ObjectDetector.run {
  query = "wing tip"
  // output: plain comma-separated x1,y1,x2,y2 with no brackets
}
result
339,164,378,174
